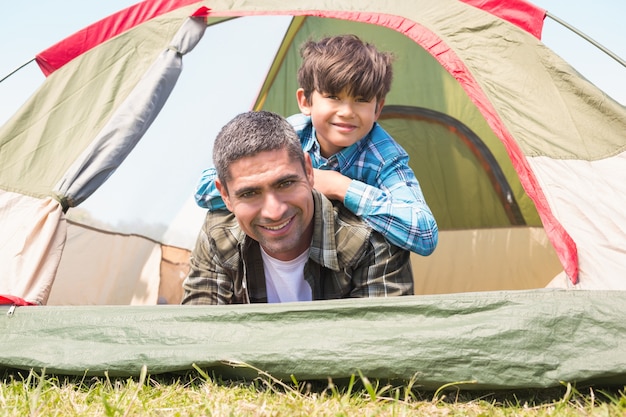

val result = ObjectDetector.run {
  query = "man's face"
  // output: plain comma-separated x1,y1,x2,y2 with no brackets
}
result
216,148,315,261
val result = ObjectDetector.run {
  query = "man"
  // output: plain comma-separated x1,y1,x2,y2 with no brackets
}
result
181,111,413,304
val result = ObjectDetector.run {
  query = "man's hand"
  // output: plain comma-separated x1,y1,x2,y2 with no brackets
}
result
313,169,351,202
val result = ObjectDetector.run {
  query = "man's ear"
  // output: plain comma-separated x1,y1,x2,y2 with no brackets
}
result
303,153,314,187
374,98,385,120
216,178,233,212
296,88,312,116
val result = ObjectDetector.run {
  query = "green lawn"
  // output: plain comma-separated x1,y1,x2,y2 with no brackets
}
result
1,367,624,416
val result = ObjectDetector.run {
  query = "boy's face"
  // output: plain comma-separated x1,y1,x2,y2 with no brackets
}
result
216,148,315,262
297,88,384,158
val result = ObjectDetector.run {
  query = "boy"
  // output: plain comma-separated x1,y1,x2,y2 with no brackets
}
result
195,34,438,256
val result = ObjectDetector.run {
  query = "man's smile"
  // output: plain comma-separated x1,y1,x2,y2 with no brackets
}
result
260,216,294,231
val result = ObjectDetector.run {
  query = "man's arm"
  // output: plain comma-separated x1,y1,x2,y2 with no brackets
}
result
181,212,239,305
181,257,225,305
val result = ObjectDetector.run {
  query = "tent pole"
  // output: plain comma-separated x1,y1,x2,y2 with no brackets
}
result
545,11,626,69
0,58,35,84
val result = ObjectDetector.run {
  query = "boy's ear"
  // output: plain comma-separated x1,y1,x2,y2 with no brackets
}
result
374,98,386,120
296,88,312,116
215,178,233,212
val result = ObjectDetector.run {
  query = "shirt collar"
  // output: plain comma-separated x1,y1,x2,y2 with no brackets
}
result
309,123,377,170
308,189,341,271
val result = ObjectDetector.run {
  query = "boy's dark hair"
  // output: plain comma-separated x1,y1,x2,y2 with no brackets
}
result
297,34,394,104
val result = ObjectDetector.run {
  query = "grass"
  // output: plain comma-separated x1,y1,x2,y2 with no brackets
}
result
1,365,625,416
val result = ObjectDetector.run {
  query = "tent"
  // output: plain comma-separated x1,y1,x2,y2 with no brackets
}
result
1,0,626,389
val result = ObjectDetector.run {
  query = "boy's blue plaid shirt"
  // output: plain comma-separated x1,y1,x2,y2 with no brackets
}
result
194,114,438,255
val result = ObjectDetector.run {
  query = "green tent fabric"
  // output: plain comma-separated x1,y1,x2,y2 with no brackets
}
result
2,290,625,390
1,0,626,389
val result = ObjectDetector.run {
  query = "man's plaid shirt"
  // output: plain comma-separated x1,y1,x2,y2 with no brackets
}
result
182,190,414,305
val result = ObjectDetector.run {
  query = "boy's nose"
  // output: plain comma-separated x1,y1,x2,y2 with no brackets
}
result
336,101,355,117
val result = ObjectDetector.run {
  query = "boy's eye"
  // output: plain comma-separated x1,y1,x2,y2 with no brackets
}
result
355,97,370,103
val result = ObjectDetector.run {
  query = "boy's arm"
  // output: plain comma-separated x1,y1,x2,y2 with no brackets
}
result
343,159,438,256
312,168,351,201
194,167,228,211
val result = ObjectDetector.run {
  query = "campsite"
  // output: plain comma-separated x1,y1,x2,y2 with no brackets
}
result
1,0,626,393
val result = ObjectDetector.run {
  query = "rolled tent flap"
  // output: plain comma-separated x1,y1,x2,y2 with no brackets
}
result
53,15,207,209
0,11,206,305
0,192,66,305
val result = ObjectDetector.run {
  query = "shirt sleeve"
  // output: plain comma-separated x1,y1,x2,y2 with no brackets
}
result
194,167,227,211
349,230,414,297
181,238,226,305
343,156,438,256
181,212,239,305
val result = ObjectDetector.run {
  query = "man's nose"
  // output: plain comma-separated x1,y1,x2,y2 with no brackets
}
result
261,192,287,219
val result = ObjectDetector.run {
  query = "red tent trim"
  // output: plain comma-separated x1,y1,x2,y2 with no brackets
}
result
460,0,546,39
35,0,200,76
34,0,546,75
0,294,36,306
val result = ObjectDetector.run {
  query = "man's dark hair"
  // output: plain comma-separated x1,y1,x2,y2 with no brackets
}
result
212,111,305,190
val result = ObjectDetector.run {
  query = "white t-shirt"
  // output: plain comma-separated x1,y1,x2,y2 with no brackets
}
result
261,247,312,303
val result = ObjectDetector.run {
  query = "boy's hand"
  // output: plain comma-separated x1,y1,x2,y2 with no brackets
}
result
313,169,351,202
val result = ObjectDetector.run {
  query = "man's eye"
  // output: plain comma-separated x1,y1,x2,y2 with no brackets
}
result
239,191,257,199
279,180,294,189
